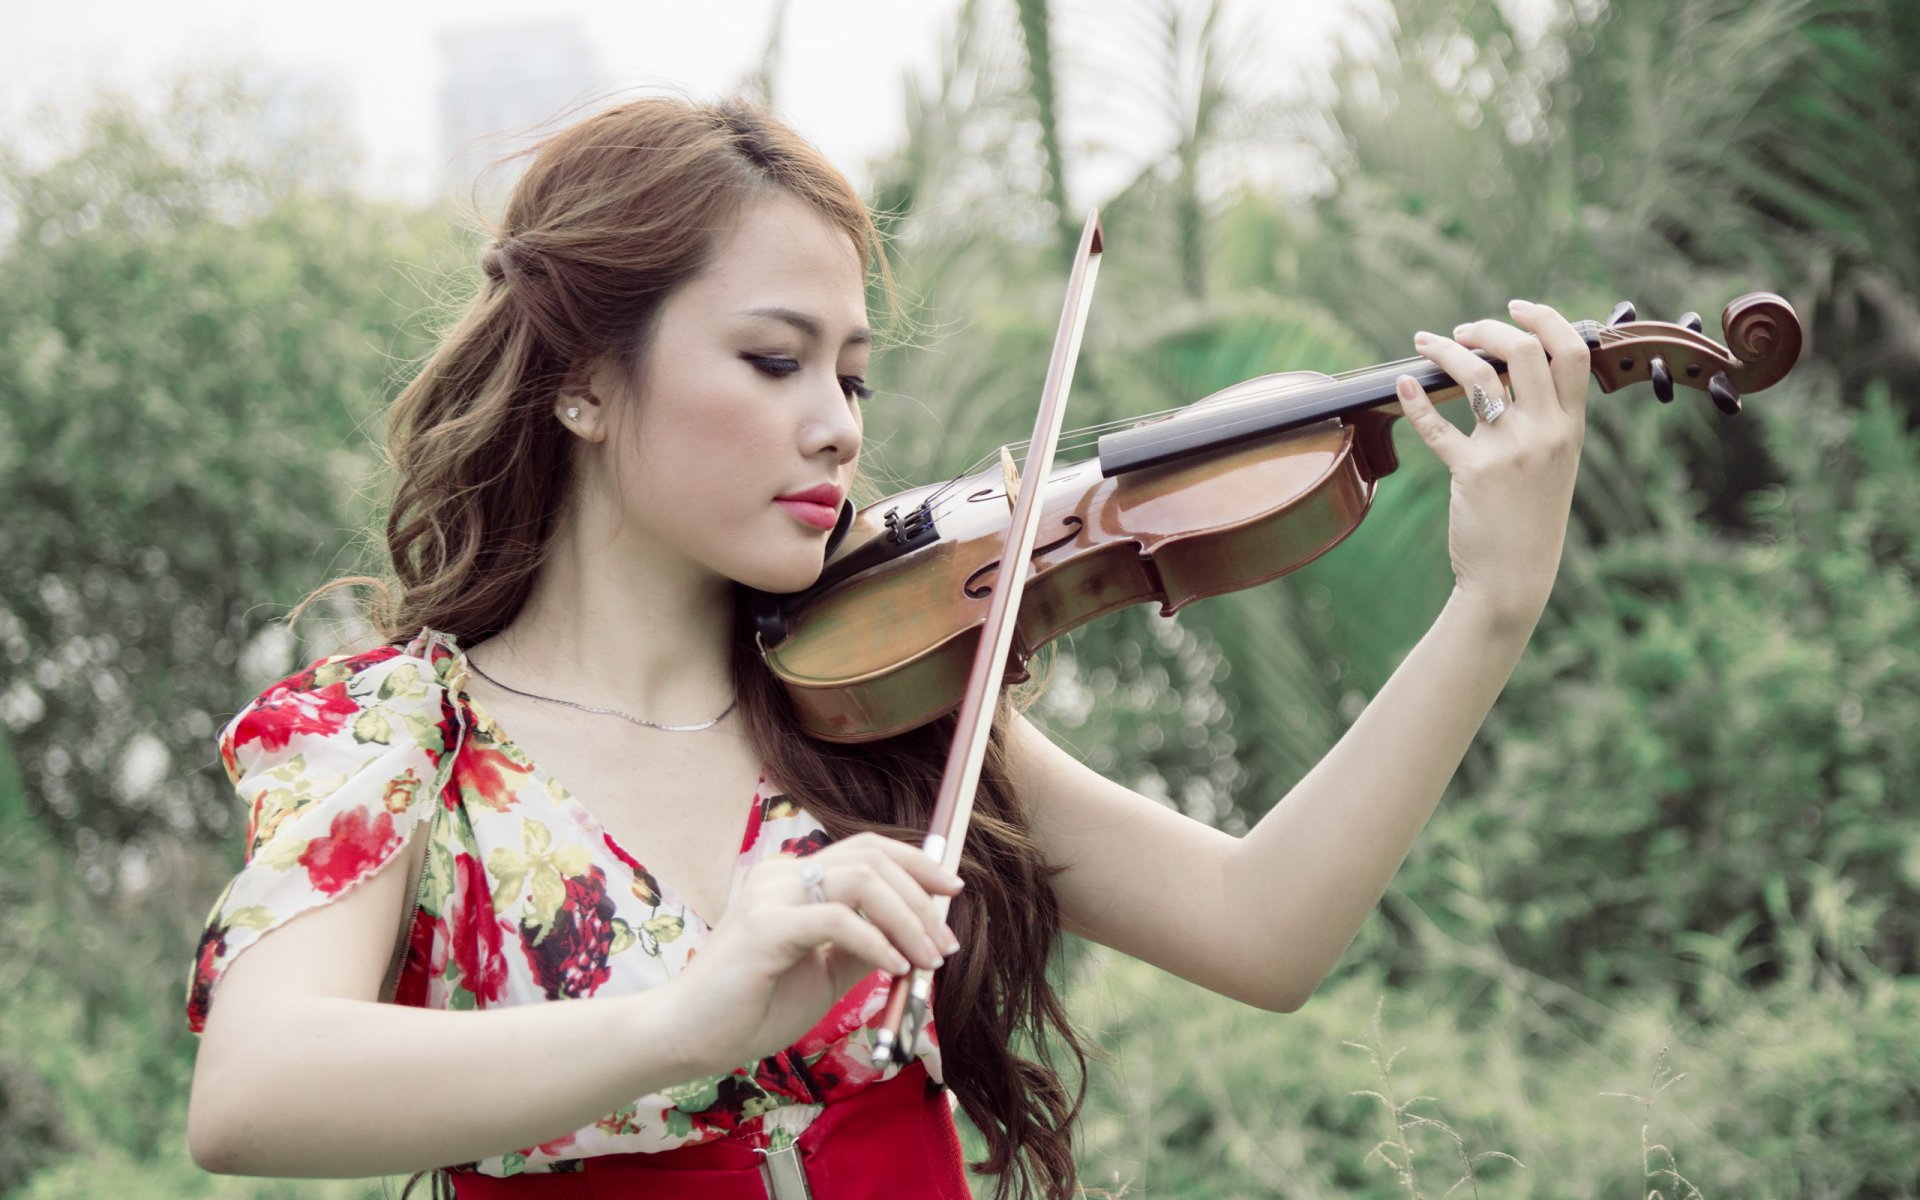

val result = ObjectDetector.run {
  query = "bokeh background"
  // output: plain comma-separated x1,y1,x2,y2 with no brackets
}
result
3,0,1916,1196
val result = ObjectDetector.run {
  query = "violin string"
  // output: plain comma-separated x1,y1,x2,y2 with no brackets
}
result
904,355,1437,525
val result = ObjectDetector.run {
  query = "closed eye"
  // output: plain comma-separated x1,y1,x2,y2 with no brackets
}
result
745,354,801,378
745,354,874,403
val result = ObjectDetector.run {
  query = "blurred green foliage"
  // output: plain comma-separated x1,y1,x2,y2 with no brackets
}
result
3,0,1917,1195
1066,950,1920,1198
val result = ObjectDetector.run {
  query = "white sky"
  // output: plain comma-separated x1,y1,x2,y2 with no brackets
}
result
3,0,1363,203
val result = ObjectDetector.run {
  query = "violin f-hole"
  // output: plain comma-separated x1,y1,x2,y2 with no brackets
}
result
963,517,1086,598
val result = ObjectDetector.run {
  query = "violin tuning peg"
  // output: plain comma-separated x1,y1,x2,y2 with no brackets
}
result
1607,301,1638,326
1678,311,1703,333
1649,356,1675,403
1707,370,1741,415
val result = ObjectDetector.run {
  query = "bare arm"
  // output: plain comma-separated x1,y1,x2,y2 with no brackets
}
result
1014,301,1588,1013
188,822,959,1177
187,826,716,1177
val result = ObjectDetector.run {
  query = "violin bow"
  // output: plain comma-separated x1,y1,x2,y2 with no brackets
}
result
871,210,1105,1068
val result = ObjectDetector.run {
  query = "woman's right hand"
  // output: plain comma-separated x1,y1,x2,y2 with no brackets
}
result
666,832,965,1070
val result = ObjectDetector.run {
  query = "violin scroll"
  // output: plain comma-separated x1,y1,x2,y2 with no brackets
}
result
1582,292,1800,416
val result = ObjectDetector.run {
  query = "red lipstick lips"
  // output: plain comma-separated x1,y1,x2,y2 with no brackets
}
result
774,484,843,531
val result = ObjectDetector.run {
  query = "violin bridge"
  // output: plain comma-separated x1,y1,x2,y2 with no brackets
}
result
998,445,1021,511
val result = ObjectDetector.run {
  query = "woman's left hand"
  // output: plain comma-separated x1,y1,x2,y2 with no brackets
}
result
1393,298,1590,634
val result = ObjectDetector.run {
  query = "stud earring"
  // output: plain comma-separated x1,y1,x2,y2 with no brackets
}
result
566,407,581,421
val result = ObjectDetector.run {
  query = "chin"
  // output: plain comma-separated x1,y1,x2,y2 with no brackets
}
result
730,550,830,596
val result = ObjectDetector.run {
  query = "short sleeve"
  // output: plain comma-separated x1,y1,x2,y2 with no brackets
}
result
185,644,461,1034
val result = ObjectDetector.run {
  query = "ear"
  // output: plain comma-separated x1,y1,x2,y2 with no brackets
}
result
555,359,625,443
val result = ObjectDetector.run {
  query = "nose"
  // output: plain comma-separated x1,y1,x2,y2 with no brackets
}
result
802,383,862,466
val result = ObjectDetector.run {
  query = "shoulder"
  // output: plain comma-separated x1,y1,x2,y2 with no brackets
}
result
220,631,462,784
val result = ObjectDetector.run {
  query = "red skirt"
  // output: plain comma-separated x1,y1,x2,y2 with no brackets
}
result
448,1062,971,1199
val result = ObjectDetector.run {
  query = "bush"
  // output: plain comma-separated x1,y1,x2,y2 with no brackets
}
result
1400,383,1920,996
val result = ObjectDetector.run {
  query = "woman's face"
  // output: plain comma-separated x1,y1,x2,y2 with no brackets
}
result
586,192,871,595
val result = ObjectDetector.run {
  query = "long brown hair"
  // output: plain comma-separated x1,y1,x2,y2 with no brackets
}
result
307,96,1088,1199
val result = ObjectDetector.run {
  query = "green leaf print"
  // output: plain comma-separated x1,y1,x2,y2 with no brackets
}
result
258,835,309,872
640,913,685,956
486,847,529,915
595,1101,647,1138
378,662,430,703
224,905,274,931
608,916,636,956
352,708,395,746
262,753,309,785
527,869,566,944
490,819,595,941
663,1075,722,1113
401,710,447,756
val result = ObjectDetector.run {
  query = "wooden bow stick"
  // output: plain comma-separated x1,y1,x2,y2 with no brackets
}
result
871,211,1105,1068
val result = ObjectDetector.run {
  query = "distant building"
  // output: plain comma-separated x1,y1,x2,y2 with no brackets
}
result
437,20,604,201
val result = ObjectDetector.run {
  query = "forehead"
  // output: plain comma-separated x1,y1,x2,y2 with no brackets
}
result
679,192,870,332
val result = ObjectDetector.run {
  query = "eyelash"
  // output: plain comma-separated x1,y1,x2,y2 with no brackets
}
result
746,354,874,402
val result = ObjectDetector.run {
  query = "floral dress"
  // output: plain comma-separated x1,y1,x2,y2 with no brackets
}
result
185,627,942,1177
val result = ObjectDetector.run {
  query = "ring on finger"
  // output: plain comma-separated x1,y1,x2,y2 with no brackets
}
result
799,862,828,904
1468,380,1510,423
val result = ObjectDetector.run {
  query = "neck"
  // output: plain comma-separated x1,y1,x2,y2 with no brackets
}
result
478,506,738,724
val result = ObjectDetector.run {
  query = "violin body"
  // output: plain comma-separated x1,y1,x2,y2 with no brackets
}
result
765,373,1395,742
759,293,1804,744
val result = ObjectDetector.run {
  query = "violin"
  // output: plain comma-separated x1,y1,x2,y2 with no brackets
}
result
751,291,1803,743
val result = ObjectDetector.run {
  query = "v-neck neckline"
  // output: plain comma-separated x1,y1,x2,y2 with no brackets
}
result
437,642,768,933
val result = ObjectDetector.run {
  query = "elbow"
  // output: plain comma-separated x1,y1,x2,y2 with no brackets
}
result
1268,986,1313,1014
1255,968,1325,1014
188,1111,235,1175
187,1076,247,1175
1251,980,1312,1013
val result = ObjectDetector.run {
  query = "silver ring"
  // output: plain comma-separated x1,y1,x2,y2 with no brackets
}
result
799,862,827,904
1468,381,1510,423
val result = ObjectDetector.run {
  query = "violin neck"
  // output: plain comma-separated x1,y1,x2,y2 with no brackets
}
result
1096,323,1606,479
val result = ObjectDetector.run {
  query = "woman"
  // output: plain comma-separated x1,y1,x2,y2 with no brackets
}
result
183,96,1588,1199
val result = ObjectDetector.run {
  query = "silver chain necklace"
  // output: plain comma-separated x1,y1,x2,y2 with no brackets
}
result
465,657,736,733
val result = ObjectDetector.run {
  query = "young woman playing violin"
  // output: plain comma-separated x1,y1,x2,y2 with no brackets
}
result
183,96,1587,1200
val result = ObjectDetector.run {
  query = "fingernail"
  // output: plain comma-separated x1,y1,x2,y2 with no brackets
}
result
1509,298,1533,314
944,872,965,890
1452,324,1470,339
1394,376,1416,401
1414,330,1433,345
892,953,912,974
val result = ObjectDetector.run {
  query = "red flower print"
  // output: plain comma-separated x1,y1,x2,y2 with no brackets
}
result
739,798,765,855
450,853,510,1004
298,806,403,896
792,970,888,1058
781,829,831,858
681,1075,769,1139
755,1051,819,1105
515,1130,579,1159
392,904,439,1008
805,1038,883,1099
185,923,227,1033
455,735,535,813
519,865,617,999
236,677,362,754
381,768,424,815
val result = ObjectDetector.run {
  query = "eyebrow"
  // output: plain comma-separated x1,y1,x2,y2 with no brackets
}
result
738,306,873,346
